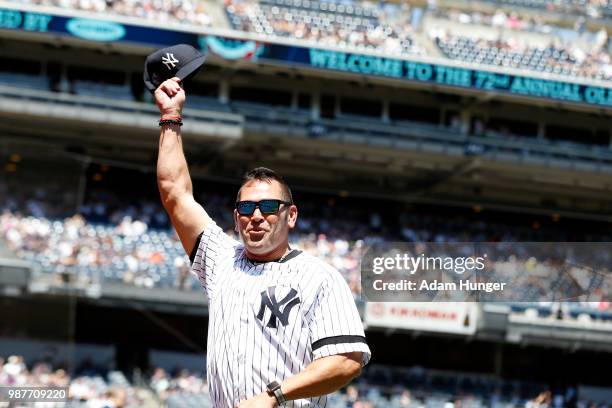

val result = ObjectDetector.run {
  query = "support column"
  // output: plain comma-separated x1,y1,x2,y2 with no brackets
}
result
537,120,546,140
382,99,390,123
291,91,298,110
460,109,471,135
334,95,341,118
219,80,229,104
311,91,320,120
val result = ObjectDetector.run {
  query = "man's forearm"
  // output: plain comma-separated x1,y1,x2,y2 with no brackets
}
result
280,352,362,402
153,79,209,256
157,123,193,205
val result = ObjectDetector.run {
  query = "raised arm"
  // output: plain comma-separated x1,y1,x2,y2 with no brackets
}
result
155,77,210,256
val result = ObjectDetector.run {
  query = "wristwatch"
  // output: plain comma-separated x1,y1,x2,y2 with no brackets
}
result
266,381,286,405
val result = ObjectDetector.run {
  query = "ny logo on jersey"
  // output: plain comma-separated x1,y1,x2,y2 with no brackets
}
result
161,53,179,70
256,286,301,328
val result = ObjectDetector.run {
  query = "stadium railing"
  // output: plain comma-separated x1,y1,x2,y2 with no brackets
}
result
0,84,244,140
232,100,612,169
1,82,611,171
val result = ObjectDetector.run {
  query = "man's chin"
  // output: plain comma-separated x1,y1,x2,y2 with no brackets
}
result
244,240,268,253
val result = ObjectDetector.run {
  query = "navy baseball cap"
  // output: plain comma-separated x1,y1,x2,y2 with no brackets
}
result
143,44,205,93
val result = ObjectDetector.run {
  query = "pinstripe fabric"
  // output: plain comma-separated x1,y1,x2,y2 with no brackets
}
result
190,221,371,408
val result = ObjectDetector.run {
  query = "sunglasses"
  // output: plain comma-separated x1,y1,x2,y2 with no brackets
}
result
235,199,292,216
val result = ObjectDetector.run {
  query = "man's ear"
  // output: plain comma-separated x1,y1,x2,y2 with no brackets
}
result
287,205,298,229
233,209,239,232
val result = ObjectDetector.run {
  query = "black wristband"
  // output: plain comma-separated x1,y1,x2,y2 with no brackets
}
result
159,119,183,126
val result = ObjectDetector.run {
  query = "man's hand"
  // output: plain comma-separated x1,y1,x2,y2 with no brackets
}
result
235,392,277,408
155,77,185,116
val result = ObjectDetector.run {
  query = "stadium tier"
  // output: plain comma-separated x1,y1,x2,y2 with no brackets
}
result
433,36,610,81
3,0,611,82
224,0,424,56
222,0,611,80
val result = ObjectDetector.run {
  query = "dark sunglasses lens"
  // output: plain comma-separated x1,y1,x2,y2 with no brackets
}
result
259,200,280,214
237,202,255,215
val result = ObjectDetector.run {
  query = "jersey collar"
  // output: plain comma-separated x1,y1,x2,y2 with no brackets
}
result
245,248,302,265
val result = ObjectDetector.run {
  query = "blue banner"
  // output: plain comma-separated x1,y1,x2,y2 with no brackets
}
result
1,7,610,107
0,8,196,45
253,45,612,108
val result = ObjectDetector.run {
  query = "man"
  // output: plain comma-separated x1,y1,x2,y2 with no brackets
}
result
155,77,371,408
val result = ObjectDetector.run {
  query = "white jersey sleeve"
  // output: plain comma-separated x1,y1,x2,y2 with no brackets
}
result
189,220,240,300
308,267,371,366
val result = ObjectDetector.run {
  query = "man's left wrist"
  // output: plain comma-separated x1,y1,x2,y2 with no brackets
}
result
266,381,285,406
266,389,279,407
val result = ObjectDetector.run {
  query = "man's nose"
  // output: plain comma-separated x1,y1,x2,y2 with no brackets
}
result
251,207,264,221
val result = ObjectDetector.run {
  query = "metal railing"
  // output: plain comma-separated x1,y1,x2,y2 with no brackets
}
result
1,83,611,170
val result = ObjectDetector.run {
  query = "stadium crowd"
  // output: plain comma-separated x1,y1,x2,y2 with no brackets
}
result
1,179,610,315
1,210,194,290
149,366,206,397
12,0,212,26
475,0,612,19
225,0,425,56
429,6,610,35
223,0,611,80
2,353,609,407
8,0,611,80
431,33,611,80
428,5,611,80
0,354,153,407
430,8,552,32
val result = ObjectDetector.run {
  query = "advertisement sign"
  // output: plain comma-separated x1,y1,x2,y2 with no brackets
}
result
364,302,479,335
66,18,125,41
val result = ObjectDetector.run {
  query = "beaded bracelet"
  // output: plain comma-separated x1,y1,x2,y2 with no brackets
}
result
159,115,183,126
159,119,183,126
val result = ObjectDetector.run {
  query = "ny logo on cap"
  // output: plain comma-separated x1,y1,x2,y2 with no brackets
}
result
161,53,179,70
257,286,300,328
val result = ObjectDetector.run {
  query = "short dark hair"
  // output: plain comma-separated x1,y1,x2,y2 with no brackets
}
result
236,167,293,203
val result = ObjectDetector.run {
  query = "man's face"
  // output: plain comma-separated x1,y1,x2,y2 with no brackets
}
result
234,179,298,260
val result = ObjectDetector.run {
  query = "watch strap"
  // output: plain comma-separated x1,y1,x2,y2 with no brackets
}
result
267,381,286,405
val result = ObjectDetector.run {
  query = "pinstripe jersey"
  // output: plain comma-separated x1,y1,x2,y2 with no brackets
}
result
190,220,371,408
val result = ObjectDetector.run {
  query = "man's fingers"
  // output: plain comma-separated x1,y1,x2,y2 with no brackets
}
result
167,78,182,92
161,82,177,96
157,83,170,97
158,78,182,96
